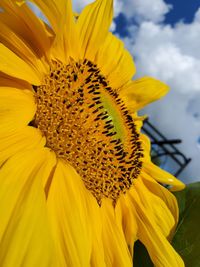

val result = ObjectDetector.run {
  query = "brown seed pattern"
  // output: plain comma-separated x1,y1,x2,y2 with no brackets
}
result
33,59,143,205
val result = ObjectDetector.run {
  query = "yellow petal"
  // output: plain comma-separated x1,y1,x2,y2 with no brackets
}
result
140,132,185,192
140,133,151,160
133,176,176,238
29,0,67,35
0,148,57,267
141,172,179,237
0,72,32,89
51,0,79,62
77,0,113,61
117,195,138,256
0,126,45,166
0,0,51,59
131,192,185,267
47,161,92,267
101,199,132,267
0,87,36,134
86,193,106,267
96,33,136,89
143,161,185,191
15,0,26,7
119,77,169,112
0,44,42,85
131,113,145,133
0,19,48,75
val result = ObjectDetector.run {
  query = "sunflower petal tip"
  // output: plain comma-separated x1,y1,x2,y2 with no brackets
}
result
15,0,26,7
170,180,186,192
147,76,170,97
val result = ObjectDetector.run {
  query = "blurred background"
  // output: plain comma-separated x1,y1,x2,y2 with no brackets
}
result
73,0,200,184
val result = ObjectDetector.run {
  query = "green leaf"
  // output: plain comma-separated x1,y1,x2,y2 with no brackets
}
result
133,240,154,267
172,182,200,267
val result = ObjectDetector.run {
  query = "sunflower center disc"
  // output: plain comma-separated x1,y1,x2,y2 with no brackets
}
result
34,59,143,205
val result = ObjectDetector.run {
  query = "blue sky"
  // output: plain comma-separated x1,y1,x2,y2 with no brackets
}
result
115,0,200,36
165,0,200,24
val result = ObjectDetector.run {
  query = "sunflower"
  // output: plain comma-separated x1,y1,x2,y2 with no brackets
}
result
0,0,185,266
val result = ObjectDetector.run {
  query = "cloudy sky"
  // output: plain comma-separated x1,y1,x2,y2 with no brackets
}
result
32,0,200,184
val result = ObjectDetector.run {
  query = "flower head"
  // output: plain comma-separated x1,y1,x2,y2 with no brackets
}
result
0,0,185,266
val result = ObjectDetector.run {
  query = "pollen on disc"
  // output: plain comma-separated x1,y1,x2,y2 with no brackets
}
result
33,58,143,205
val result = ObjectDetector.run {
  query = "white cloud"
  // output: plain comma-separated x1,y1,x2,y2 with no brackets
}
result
194,7,200,22
187,97,200,122
122,6,200,183
142,90,200,183
119,0,172,23
129,21,200,94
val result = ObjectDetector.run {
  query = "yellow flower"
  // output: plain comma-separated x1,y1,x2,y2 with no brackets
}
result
0,0,185,266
